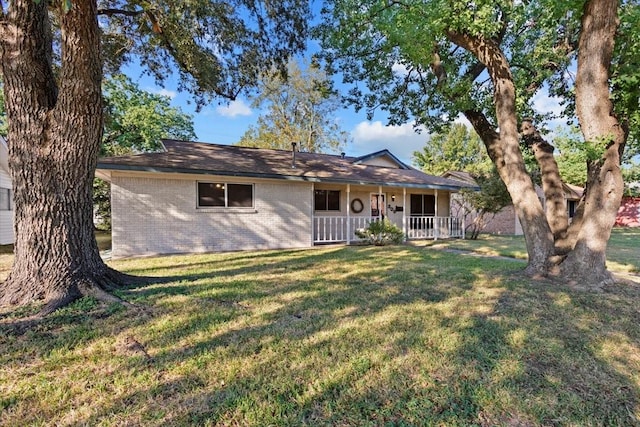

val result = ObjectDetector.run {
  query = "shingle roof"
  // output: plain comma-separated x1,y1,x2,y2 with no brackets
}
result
96,139,474,191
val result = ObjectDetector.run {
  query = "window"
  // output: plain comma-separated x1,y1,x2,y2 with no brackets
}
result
198,182,253,208
567,200,577,218
410,194,435,216
314,190,340,211
0,188,11,211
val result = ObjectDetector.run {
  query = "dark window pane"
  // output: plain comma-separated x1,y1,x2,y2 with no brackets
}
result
327,190,340,211
424,195,435,215
410,194,422,215
228,184,253,207
568,200,576,218
198,182,225,207
314,190,327,211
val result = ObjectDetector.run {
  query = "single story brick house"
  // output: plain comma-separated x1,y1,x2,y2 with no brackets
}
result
96,139,475,258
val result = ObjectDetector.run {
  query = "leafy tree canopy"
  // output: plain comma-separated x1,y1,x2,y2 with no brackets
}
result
238,59,350,153
102,73,196,155
412,123,490,175
99,0,311,108
317,1,638,140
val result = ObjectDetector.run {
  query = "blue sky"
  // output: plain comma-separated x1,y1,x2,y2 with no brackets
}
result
123,65,433,166
123,58,566,167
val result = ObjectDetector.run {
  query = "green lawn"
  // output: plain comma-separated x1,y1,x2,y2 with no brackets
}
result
422,227,640,274
1,243,639,426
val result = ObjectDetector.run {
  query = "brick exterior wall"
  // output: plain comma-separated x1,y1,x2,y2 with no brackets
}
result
111,173,312,257
482,205,519,235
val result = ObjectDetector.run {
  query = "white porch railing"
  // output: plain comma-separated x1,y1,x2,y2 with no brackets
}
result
406,216,463,239
313,216,463,244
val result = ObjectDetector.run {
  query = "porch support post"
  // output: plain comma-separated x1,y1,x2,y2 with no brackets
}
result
346,184,351,244
402,187,407,241
378,185,383,220
311,182,315,246
462,213,466,240
434,190,439,240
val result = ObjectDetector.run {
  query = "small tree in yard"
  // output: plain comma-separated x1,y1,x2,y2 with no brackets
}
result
355,219,404,246
454,171,513,240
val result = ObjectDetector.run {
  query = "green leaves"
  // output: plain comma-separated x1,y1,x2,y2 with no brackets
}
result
101,73,196,156
100,0,311,107
412,124,490,175
238,59,349,154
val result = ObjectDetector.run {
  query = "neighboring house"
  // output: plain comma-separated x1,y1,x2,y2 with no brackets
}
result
616,197,640,227
96,139,474,258
0,136,14,245
443,171,583,236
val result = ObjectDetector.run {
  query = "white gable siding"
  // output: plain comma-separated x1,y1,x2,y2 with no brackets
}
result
359,156,400,168
0,162,13,245
110,173,312,257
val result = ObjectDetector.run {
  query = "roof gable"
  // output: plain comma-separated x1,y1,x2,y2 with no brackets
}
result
353,150,410,169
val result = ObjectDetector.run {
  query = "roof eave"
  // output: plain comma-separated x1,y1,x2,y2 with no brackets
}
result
96,163,470,191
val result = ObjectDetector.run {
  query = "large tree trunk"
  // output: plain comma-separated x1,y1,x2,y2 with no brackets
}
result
450,31,555,276
560,0,626,286
448,0,626,288
521,120,570,248
0,0,134,314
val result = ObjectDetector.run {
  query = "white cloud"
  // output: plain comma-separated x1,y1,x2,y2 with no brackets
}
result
349,121,428,164
155,88,177,99
532,90,564,117
216,99,252,118
391,62,410,77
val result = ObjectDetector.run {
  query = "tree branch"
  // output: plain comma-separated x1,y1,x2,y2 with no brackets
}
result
97,8,144,17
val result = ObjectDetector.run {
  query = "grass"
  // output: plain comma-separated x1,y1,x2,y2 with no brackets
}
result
1,242,640,426
422,227,640,274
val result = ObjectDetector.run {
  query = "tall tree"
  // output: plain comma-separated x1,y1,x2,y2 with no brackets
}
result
238,59,350,153
102,74,196,155
319,0,636,287
0,0,309,313
412,123,486,175
94,73,197,229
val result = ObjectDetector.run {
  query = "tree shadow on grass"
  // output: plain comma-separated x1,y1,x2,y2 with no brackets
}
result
3,246,639,426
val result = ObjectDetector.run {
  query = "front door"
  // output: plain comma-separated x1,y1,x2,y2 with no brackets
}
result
371,193,386,219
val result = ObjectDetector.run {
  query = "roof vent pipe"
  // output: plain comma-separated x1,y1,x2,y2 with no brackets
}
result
291,142,297,168
341,152,345,159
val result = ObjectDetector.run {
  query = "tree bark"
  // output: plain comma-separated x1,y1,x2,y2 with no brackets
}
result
449,31,555,276
0,0,135,314
560,0,626,287
521,120,570,249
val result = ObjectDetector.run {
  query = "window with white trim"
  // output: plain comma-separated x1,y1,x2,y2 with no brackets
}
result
197,182,254,208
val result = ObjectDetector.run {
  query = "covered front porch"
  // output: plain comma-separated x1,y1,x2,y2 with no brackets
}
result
312,183,465,244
